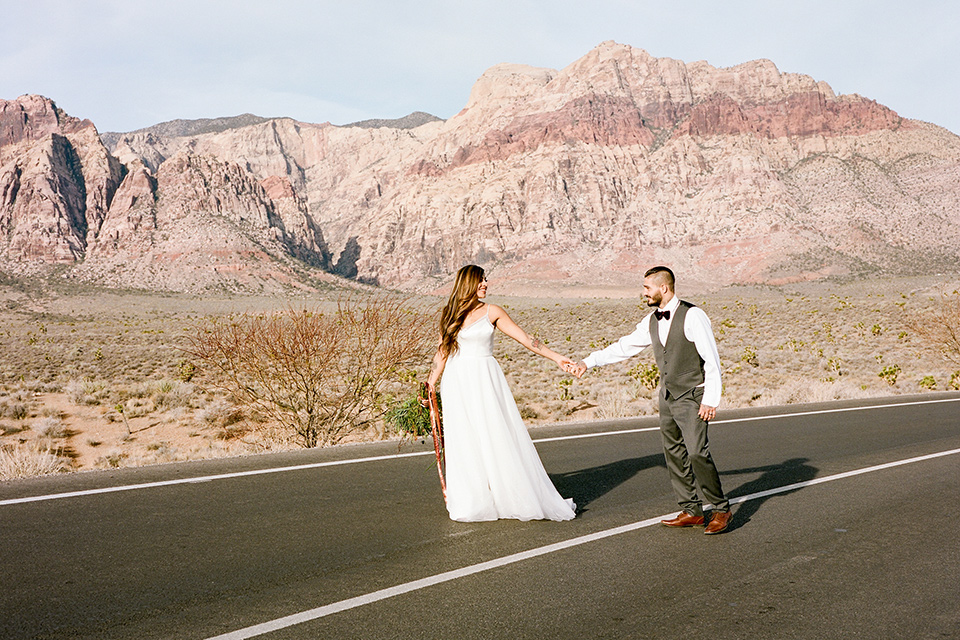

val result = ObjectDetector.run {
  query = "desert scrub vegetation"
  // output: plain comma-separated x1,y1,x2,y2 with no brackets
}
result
485,277,959,419
0,287,439,474
1,276,958,478
184,297,432,448
0,441,72,479
905,289,960,365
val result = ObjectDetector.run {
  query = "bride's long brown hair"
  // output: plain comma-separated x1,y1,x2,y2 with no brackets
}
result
438,265,485,357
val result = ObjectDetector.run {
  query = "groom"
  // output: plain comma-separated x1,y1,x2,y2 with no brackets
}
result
571,266,732,534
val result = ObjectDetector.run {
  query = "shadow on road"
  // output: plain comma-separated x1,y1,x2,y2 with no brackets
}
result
550,453,666,512
724,457,819,532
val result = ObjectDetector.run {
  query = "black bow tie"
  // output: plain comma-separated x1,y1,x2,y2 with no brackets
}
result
655,309,670,321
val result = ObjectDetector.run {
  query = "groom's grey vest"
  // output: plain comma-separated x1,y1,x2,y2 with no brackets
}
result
650,301,705,400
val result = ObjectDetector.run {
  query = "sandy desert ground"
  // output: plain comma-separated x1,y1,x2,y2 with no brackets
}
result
1,272,958,479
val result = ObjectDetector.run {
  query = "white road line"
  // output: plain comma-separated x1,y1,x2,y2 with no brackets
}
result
710,396,960,425
2,396,958,507
533,426,659,443
205,446,960,640
0,451,433,506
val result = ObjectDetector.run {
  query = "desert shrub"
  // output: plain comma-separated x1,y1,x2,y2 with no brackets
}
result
0,401,28,420
177,359,196,382
95,451,128,469
595,387,634,419
126,382,155,399
628,362,660,390
950,371,960,391
121,397,154,419
153,381,195,410
878,364,901,385
141,443,180,464
826,357,843,376
65,379,109,405
917,376,937,390
0,442,70,479
752,377,872,406
34,417,69,439
184,296,431,448
199,398,243,428
906,290,960,364
519,405,539,420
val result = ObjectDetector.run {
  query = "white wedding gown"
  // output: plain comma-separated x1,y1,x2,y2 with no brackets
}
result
440,310,576,522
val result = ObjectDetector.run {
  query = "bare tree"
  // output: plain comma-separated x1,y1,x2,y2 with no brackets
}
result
905,289,960,365
185,296,432,448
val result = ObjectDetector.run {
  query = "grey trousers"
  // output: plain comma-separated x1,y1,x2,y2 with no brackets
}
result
658,386,729,516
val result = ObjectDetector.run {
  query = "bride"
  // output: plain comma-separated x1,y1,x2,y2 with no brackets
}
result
425,265,577,522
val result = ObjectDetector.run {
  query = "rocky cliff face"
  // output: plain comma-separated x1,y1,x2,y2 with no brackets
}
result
6,41,960,293
1,96,333,292
0,96,123,265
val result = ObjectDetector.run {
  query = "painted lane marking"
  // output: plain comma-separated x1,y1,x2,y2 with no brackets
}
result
204,446,960,640
710,396,960,425
2,396,958,507
0,451,433,506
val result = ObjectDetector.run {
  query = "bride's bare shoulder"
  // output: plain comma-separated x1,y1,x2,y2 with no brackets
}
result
485,303,511,323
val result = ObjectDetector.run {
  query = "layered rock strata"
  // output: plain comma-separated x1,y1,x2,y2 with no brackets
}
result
5,41,960,294
1,96,333,292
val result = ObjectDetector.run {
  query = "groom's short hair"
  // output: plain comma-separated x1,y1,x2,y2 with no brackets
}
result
644,266,675,291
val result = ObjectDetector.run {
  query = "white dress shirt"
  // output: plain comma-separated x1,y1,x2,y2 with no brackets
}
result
582,295,723,407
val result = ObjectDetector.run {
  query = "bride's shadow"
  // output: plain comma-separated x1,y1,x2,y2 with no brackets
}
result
549,453,666,511
723,457,818,532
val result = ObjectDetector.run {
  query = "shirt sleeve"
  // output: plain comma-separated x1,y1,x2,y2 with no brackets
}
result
683,307,723,407
583,316,653,368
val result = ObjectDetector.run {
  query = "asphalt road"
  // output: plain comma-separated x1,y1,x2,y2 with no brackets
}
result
2,392,959,640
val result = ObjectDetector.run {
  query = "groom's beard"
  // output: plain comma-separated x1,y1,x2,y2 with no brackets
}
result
645,294,661,307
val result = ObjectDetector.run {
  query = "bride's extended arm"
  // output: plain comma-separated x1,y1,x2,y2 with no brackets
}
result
487,305,574,369
426,341,447,388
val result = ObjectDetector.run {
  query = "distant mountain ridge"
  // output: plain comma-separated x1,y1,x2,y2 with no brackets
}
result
100,111,444,151
342,111,443,130
100,113,275,149
3,41,960,294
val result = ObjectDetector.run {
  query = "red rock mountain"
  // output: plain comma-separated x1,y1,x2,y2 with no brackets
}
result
1,97,333,292
4,42,960,293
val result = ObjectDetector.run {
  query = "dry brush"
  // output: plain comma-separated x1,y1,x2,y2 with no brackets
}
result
184,297,433,448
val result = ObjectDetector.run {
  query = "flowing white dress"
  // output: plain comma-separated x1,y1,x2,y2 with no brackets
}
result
440,309,576,522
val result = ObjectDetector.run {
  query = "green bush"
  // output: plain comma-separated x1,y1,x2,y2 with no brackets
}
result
917,375,937,390
878,364,901,385
741,346,759,367
386,393,434,437
628,362,660,390
177,359,196,382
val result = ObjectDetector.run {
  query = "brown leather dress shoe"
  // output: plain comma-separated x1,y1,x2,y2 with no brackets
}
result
661,511,706,527
704,510,732,535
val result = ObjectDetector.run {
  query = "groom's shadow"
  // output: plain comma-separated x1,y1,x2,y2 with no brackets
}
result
548,455,819,526
723,457,819,533
549,453,666,512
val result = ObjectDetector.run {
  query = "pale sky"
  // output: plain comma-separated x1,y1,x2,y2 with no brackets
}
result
2,0,958,135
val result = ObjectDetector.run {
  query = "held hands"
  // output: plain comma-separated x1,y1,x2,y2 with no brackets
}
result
558,358,588,378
